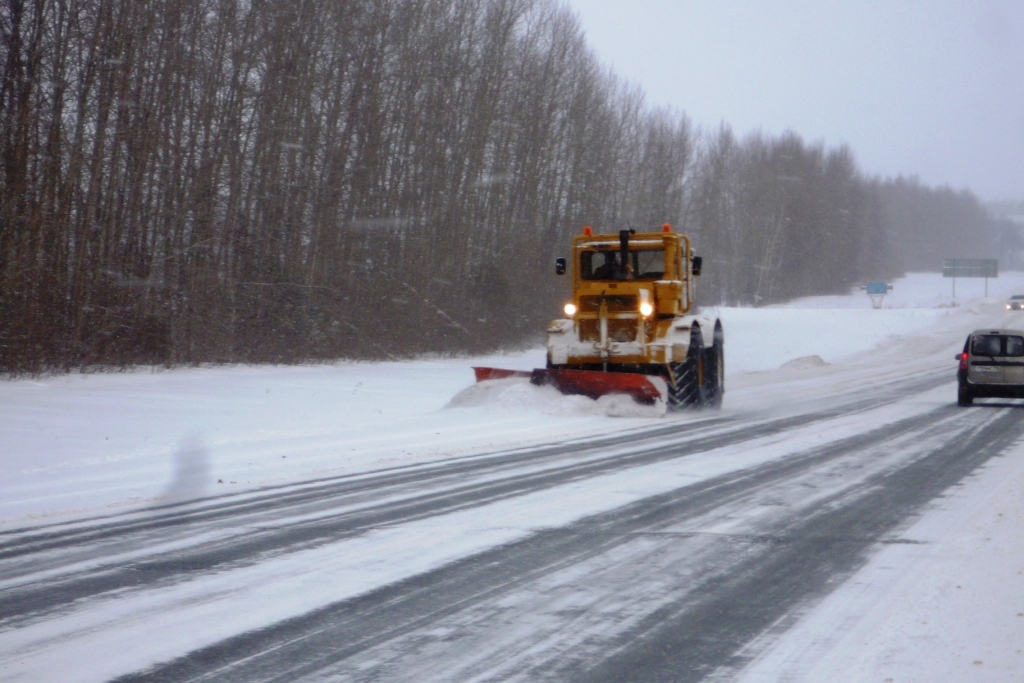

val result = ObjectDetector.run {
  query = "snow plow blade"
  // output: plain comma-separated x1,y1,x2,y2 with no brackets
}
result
530,368,665,405
472,367,532,382
472,367,665,405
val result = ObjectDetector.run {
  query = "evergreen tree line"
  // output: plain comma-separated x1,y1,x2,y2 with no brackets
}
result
0,0,1001,372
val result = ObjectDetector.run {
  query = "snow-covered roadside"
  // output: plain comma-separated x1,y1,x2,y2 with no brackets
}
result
3,271,1024,529
729,429,1024,683
0,384,962,683
0,355,664,528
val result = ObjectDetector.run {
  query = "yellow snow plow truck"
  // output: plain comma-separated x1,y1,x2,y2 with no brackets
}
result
474,224,723,409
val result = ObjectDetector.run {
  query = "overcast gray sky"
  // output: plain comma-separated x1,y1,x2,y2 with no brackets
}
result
565,0,1024,201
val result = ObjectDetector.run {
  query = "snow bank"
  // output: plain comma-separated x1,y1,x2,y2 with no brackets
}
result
0,357,670,528
780,355,829,369
445,377,667,418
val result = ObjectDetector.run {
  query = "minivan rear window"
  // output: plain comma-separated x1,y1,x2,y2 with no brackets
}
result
971,335,1024,357
972,335,1002,356
1007,336,1024,356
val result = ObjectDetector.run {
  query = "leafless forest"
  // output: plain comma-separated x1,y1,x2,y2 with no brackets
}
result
0,0,1002,372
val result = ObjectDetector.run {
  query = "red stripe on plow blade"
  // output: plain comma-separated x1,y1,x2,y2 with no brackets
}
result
472,367,533,382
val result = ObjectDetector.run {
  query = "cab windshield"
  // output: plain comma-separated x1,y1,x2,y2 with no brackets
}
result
580,250,666,281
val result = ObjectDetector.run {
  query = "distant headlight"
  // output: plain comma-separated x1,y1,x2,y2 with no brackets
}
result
1008,304,1013,309
564,303,577,317
640,302,654,317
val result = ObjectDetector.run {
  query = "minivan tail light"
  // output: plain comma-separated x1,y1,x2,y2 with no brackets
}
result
959,352,968,371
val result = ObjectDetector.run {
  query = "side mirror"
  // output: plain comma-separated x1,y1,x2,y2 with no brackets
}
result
691,256,703,277
555,257,566,275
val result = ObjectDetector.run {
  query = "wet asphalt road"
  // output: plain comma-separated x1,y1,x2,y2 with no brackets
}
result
4,368,1023,683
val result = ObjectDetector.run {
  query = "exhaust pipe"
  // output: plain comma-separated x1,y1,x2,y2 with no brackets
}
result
619,228,635,279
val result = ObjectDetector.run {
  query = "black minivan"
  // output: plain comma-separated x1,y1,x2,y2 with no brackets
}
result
957,328,1024,406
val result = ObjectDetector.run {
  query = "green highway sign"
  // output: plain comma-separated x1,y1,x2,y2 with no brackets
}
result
943,258,998,278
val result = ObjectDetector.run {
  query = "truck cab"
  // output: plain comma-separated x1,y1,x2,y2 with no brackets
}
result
548,224,722,408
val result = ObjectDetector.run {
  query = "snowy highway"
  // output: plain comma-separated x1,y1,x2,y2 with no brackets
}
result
3,275,1024,682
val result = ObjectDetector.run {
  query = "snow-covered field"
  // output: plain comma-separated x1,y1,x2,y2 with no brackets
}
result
3,271,1024,682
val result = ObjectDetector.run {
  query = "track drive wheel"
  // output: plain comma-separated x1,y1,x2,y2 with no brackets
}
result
668,327,706,409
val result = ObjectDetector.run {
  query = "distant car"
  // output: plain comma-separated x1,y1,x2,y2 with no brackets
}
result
956,328,1024,406
1007,295,1024,310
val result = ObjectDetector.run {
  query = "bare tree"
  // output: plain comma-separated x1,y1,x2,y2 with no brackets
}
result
0,0,1000,373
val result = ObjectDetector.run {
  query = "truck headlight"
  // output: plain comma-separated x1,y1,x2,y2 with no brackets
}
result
564,303,577,317
639,288,653,318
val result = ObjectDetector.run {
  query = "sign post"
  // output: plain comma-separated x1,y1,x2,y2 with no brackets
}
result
943,259,998,301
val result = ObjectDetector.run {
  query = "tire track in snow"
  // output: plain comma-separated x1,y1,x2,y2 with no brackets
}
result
102,400,1007,683
0,370,946,627
0,363,947,561
0,411,826,627
581,408,1024,683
